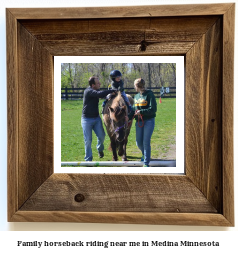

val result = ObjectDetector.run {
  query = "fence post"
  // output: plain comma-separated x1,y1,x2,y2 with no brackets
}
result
65,87,68,100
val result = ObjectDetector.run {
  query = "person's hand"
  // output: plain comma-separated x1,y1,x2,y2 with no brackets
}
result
111,89,117,96
135,110,141,116
125,116,129,122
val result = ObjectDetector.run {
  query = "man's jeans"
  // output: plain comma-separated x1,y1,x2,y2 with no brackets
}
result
135,118,155,166
81,116,105,161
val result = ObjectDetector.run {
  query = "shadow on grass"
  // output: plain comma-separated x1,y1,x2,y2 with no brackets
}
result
126,156,141,160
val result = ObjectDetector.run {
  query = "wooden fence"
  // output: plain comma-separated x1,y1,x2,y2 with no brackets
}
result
61,87,176,100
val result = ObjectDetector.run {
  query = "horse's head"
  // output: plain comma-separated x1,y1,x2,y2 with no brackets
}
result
108,105,127,142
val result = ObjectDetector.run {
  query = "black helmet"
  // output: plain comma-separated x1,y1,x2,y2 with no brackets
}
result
110,70,122,81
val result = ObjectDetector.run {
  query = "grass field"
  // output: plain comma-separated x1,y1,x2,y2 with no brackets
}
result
61,98,176,162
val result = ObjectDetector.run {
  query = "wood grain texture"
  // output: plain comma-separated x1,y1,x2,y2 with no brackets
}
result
8,4,233,19
186,18,222,212
222,4,235,226
20,16,218,34
38,41,193,56
20,174,217,213
6,4,234,225
18,23,54,208
7,9,18,221
19,17,218,56
11,211,232,226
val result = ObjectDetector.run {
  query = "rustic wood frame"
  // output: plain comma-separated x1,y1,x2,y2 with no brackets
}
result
7,4,234,226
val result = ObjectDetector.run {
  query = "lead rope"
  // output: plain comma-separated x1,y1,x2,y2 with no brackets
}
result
137,114,144,128
128,113,144,128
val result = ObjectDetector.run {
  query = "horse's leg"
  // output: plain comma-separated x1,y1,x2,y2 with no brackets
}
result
110,139,118,161
118,142,124,157
122,138,128,161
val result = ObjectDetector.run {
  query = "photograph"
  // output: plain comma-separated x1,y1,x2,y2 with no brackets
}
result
3,1,236,239
55,56,184,173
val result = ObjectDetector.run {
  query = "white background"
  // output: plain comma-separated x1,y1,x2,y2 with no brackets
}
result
0,0,237,252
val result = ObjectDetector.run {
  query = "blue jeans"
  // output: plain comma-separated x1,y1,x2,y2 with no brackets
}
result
136,118,155,166
121,91,130,105
81,116,105,161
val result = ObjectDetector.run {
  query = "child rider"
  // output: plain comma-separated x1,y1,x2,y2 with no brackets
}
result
102,70,132,112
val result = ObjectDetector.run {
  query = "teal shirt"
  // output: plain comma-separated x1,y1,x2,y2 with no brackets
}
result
129,90,157,121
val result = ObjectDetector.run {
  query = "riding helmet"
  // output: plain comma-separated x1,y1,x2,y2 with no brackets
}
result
110,70,122,81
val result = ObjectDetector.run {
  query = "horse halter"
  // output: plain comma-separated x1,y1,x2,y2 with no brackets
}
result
113,122,127,134
109,111,128,142
110,119,127,141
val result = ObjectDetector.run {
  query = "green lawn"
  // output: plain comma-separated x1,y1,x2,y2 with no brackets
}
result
61,98,176,162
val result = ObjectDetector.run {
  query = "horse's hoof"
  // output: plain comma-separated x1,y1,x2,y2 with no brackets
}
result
122,157,127,161
112,157,118,161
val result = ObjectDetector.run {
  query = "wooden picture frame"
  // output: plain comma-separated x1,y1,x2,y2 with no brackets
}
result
7,3,234,226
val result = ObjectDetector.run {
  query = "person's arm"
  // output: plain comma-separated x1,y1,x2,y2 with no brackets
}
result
128,105,135,120
88,89,116,98
139,92,157,116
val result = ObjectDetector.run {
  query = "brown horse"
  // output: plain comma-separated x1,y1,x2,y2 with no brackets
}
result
103,91,134,161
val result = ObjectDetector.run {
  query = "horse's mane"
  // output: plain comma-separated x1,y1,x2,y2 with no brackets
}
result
111,91,125,108
110,92,126,117
105,91,133,112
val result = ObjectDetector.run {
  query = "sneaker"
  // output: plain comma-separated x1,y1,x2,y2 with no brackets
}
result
98,151,104,158
141,155,144,162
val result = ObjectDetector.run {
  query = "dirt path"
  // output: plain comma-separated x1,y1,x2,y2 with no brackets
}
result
160,134,176,160
163,144,176,160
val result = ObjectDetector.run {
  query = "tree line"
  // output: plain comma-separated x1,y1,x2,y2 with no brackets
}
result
61,63,176,89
